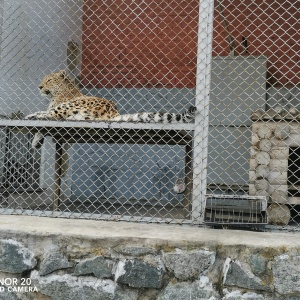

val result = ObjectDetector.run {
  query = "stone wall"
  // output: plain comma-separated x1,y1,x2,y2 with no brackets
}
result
0,216,300,300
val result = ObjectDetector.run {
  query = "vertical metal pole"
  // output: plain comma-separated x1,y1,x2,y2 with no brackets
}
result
53,141,63,211
192,0,214,223
184,141,193,214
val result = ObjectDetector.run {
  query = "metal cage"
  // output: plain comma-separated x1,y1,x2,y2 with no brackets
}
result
0,0,298,228
204,194,268,225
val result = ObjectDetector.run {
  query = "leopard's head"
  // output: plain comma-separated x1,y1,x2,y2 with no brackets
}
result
38,70,69,98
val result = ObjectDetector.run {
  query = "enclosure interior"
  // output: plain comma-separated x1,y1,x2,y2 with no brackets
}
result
0,0,201,222
0,0,299,226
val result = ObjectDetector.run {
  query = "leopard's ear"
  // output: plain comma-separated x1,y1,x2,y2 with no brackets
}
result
58,70,67,78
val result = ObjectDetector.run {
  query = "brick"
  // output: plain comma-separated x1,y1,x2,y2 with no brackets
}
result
126,21,147,31
248,11,270,21
139,2,163,13
289,42,299,53
270,51,293,63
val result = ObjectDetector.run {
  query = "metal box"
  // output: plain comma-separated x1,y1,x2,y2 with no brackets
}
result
204,194,268,225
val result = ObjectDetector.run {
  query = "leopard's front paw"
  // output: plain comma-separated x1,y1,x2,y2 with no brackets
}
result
25,113,38,120
32,132,45,149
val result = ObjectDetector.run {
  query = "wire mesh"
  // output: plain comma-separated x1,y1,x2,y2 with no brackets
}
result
0,0,298,228
208,0,299,229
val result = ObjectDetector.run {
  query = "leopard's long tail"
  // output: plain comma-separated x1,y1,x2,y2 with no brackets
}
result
110,105,197,123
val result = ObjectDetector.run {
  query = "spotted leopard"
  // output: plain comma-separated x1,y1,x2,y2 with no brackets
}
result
25,70,196,148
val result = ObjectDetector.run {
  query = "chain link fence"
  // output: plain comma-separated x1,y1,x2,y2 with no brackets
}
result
0,0,298,228
208,0,299,228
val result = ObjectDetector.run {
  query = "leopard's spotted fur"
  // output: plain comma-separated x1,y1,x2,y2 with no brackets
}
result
25,70,196,148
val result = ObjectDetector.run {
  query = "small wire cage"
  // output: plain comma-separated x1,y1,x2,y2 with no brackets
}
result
204,194,268,225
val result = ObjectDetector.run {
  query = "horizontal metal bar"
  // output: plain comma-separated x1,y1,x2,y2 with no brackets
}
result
0,120,195,131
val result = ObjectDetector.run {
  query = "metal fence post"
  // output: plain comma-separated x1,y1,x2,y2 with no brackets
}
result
192,0,214,223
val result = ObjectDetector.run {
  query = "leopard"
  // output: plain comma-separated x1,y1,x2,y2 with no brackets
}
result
26,70,120,122
25,70,196,148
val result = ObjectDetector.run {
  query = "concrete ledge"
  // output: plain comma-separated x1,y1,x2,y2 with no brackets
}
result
0,215,299,299
0,215,298,248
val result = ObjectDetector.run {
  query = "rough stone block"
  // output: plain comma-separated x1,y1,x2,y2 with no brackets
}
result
40,253,73,276
272,254,300,294
158,276,217,300
73,256,113,279
163,249,215,280
223,290,264,300
0,239,36,273
249,254,267,276
224,260,270,291
115,259,164,288
31,271,138,300
138,289,160,300
268,298,300,300
0,288,18,300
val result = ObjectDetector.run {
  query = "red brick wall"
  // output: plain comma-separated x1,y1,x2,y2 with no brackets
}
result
81,0,198,88
82,0,299,88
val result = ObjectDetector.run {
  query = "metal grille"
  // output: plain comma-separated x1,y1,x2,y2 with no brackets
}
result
0,0,298,228
204,194,268,225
